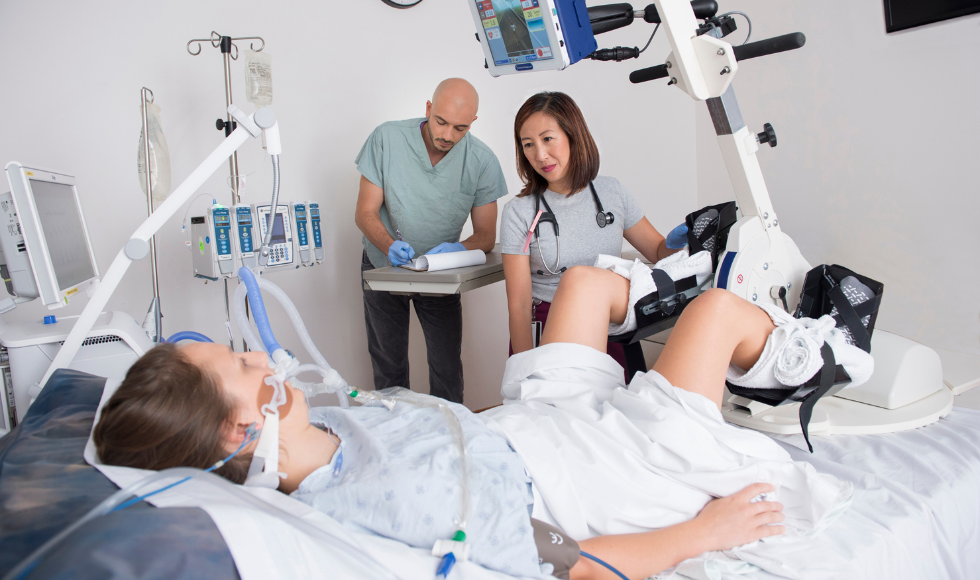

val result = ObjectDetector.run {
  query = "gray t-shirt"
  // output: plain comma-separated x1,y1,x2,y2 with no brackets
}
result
500,175,644,302
356,118,508,268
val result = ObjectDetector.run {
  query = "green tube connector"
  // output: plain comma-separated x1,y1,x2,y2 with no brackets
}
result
452,530,466,542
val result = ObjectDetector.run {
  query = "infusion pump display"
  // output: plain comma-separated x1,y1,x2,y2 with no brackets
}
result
476,0,555,65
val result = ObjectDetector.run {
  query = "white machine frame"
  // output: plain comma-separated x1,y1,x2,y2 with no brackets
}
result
37,105,278,392
644,0,953,434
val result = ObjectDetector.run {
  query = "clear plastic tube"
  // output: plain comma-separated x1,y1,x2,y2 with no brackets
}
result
370,388,471,535
229,271,469,538
254,277,332,370
232,282,267,356
2,468,396,580
289,364,349,408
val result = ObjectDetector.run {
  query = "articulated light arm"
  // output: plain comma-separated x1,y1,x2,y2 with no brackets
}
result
38,107,269,390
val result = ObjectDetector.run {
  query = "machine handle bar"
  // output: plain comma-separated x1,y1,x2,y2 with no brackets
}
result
629,64,670,84
732,32,806,61
629,32,806,84
641,1,718,24
589,1,719,35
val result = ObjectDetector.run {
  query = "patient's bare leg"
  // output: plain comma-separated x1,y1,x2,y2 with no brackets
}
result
541,266,631,352
652,288,774,407
542,266,775,408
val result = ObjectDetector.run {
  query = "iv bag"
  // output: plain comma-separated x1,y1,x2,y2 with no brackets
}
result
245,49,273,107
137,102,172,207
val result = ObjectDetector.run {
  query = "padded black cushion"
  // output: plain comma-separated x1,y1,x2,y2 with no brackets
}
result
0,369,239,579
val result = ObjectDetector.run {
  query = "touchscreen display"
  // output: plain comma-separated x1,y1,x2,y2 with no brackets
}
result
476,0,555,65
266,212,287,245
30,180,96,290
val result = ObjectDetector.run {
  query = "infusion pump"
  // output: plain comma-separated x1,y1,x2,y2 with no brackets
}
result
191,200,323,280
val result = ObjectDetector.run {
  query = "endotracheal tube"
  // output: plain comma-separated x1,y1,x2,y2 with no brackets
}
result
235,266,472,572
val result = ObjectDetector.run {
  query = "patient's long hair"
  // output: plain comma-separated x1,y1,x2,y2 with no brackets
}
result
514,91,600,198
94,343,252,484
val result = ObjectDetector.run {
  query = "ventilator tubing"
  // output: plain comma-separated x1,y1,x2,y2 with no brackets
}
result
1,468,396,580
234,267,350,407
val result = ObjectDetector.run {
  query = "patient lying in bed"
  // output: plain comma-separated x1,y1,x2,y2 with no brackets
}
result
94,266,863,580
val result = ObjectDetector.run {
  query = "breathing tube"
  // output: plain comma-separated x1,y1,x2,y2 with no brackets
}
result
165,331,213,343
234,266,473,572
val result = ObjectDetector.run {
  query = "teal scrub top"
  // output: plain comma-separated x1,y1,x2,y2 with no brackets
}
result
355,118,508,268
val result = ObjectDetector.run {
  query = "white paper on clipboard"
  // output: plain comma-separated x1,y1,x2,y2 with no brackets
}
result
399,249,486,272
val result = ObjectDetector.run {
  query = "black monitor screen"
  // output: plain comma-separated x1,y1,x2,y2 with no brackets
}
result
884,0,980,32
30,179,96,290
265,212,287,245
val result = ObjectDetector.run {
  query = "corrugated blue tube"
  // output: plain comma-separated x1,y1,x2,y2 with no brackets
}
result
165,331,213,344
238,267,282,354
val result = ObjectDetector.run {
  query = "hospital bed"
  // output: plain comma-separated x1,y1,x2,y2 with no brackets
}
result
2,370,979,579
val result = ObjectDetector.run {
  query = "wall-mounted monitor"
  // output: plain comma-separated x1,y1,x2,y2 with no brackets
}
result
884,0,980,32
0,162,100,309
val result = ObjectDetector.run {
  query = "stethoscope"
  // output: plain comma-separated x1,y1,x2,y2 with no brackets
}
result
526,181,614,276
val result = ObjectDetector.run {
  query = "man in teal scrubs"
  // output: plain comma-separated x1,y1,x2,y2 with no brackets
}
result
354,78,507,403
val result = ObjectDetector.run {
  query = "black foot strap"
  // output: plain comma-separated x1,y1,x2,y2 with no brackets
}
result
797,343,837,453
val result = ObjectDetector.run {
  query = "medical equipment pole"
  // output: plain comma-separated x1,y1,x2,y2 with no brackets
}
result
222,44,242,204
186,32,266,350
139,87,163,343
38,108,266,390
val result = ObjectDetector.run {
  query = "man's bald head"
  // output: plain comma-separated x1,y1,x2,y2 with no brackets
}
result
432,78,480,115
424,78,480,154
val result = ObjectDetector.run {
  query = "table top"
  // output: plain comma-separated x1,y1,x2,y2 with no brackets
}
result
362,246,503,284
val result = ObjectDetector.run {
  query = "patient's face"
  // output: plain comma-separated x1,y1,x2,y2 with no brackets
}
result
181,343,300,425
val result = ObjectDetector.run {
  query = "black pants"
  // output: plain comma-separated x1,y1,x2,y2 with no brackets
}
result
361,251,464,403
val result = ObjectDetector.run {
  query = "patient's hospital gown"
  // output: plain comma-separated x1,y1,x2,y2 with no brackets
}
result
480,343,854,580
292,399,547,578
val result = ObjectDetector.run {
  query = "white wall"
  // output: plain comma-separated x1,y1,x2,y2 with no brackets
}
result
0,0,697,410
696,1,980,358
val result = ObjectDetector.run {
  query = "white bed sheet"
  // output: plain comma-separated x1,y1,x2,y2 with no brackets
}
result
745,407,980,580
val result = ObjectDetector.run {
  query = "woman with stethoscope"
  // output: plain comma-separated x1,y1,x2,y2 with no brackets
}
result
500,92,689,377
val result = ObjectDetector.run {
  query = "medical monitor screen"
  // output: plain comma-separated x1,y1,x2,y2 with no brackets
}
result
476,0,555,65
266,212,287,245
30,179,96,290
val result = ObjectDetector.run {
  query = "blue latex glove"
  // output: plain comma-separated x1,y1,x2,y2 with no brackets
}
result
388,240,416,266
426,242,467,255
664,223,689,249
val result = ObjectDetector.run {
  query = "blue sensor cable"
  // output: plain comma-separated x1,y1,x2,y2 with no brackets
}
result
110,425,257,512
580,550,630,580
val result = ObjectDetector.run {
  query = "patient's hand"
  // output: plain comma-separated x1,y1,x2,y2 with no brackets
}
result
692,483,785,552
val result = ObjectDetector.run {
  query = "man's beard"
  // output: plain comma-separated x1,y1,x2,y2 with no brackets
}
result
427,122,456,151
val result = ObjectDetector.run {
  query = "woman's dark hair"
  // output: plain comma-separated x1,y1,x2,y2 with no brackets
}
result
514,92,600,198
94,343,252,484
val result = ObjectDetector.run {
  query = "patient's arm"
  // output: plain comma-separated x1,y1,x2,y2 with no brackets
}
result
542,266,775,408
571,483,785,580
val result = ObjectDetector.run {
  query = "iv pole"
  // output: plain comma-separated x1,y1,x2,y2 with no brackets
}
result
186,31,265,349
139,87,163,343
